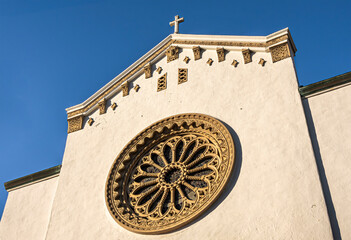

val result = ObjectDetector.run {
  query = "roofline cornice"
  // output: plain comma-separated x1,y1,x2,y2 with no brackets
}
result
4,165,62,192
300,71,351,98
66,35,173,114
65,28,296,131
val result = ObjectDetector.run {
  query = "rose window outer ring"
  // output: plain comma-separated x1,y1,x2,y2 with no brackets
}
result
105,113,235,234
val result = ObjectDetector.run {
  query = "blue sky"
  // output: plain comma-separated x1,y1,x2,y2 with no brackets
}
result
0,0,350,218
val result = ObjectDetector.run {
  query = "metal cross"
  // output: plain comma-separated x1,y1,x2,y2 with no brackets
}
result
169,15,184,34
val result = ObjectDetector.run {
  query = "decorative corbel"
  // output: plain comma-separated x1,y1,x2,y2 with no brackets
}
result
143,63,152,79
98,98,106,115
242,49,252,64
67,115,84,133
165,46,179,62
121,82,129,97
192,46,201,60
216,47,225,62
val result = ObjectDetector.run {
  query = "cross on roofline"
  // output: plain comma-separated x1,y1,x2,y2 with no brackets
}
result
169,15,184,34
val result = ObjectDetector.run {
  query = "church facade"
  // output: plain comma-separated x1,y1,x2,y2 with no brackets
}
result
1,26,350,239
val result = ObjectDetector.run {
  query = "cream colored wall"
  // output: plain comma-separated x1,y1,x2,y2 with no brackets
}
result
46,47,333,239
303,85,351,239
0,176,59,240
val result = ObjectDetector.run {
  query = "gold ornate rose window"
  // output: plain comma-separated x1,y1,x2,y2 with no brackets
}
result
106,114,235,234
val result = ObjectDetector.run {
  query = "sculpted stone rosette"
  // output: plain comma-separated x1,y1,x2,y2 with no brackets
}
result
106,113,235,234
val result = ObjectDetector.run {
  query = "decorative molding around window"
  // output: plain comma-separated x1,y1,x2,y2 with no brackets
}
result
105,113,235,234
157,73,167,92
178,68,188,84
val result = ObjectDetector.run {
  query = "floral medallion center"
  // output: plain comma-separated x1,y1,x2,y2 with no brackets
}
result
161,163,185,185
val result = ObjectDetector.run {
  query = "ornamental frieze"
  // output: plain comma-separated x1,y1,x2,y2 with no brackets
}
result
67,33,294,120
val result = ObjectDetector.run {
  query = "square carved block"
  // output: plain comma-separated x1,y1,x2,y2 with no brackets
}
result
270,43,291,63
67,115,83,133
165,46,179,62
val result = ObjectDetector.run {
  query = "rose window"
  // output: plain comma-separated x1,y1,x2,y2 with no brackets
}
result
106,114,235,234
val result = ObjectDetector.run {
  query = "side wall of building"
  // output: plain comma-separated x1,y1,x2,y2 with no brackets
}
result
45,46,333,240
303,84,351,239
0,176,59,240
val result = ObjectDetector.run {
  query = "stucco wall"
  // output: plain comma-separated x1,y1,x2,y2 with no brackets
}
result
0,176,59,240
303,85,351,239
46,47,332,239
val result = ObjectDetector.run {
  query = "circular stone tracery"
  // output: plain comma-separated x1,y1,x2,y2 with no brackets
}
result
106,114,235,234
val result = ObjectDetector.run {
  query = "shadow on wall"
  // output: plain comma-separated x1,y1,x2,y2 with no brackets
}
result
303,99,341,240
174,120,243,233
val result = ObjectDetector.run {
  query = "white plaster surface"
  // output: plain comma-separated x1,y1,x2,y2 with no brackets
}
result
0,176,59,240
304,85,351,239
43,46,333,240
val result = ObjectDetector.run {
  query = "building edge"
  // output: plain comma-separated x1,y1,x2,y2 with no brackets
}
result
4,165,62,192
299,71,351,98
